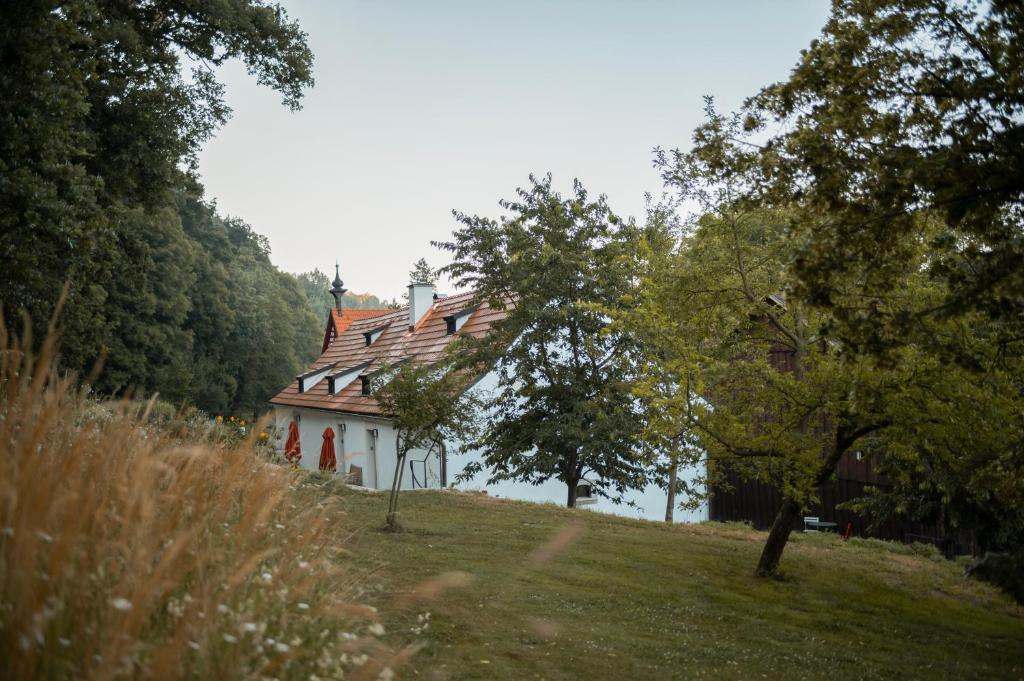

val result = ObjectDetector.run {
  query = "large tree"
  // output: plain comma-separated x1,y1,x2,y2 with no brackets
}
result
436,175,650,507
646,102,1024,576
0,0,314,378
679,0,1024,356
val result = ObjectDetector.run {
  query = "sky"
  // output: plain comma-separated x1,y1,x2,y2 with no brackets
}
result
197,1,831,302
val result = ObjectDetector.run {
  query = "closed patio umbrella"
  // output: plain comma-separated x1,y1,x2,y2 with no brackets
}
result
284,420,301,465
319,427,337,472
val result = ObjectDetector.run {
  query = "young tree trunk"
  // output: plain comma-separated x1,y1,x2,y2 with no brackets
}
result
665,457,678,523
385,449,407,531
754,498,802,577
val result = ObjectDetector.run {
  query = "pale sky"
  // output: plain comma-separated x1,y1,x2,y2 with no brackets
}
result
197,1,830,301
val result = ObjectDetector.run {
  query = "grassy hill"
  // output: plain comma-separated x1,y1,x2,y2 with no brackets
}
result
315,480,1024,681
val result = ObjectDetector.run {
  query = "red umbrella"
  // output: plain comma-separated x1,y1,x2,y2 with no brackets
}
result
284,420,301,465
319,427,337,472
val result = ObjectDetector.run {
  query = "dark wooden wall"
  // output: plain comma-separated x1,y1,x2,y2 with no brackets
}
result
708,460,951,547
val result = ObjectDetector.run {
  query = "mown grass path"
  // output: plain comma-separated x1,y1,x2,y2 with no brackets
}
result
317,481,1023,680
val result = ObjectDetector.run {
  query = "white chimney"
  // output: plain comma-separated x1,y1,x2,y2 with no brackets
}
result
408,282,434,329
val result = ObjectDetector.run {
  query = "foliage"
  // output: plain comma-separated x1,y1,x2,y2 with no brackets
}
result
677,0,1024,355
435,174,650,507
0,0,315,411
409,258,438,286
373,359,482,530
0,322,384,681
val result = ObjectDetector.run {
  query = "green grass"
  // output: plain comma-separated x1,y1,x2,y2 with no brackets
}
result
311,478,1023,680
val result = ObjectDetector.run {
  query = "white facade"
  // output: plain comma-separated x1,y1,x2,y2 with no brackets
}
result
273,407,443,491
275,367,708,524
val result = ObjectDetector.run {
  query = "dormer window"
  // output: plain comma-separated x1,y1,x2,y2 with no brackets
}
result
363,323,390,346
361,376,372,396
296,361,338,393
443,306,478,336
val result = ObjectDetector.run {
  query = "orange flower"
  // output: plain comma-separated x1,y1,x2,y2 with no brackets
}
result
215,415,223,422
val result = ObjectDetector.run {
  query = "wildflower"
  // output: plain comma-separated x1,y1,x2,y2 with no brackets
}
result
379,668,395,681
240,419,246,426
188,641,200,651
110,598,132,612
261,572,273,584
259,431,269,440
274,641,290,653
297,602,309,611
229,416,235,422
36,531,53,543
223,634,237,644
217,604,230,614
367,623,385,636
216,415,223,422
243,622,259,633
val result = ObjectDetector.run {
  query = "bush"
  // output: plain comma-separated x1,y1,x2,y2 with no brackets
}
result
0,327,387,679
967,552,1024,605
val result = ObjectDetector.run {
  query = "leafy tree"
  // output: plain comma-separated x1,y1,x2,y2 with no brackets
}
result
409,258,437,286
645,104,1024,575
0,0,314,379
435,174,650,508
178,193,321,416
686,0,1024,355
373,360,481,531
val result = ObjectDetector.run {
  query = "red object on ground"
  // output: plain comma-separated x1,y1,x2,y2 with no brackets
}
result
842,521,854,541
319,426,337,472
284,420,301,464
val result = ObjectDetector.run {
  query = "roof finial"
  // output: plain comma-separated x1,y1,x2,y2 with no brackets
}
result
330,261,348,310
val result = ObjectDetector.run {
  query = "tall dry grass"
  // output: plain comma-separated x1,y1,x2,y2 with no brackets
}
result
0,321,380,680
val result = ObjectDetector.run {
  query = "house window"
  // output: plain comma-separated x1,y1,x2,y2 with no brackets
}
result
361,376,371,396
445,316,457,335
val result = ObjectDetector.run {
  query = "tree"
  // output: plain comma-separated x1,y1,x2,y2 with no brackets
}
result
645,102,1024,576
409,258,437,286
0,1,314,379
691,0,1024,356
373,360,481,531
435,174,650,508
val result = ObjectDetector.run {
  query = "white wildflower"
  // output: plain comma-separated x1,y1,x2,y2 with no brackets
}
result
367,623,385,636
274,642,290,653
379,667,395,681
298,561,310,570
188,641,200,651
59,638,70,647
297,602,309,611
217,604,230,614
261,572,273,584
110,598,132,612
222,634,237,644
36,531,53,543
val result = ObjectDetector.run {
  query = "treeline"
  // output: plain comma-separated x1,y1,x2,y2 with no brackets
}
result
0,2,334,416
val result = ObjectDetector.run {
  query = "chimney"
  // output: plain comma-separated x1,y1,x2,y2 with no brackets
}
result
408,281,434,329
330,262,347,310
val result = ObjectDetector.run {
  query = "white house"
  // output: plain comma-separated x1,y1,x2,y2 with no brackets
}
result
270,267,707,523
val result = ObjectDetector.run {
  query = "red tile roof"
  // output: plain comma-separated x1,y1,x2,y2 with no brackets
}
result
321,308,393,352
273,291,508,416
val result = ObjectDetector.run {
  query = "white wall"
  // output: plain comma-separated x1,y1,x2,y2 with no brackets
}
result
273,407,441,491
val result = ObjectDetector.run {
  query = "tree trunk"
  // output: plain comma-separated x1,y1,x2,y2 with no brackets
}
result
385,449,407,532
754,498,802,577
665,457,678,523
566,478,578,508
